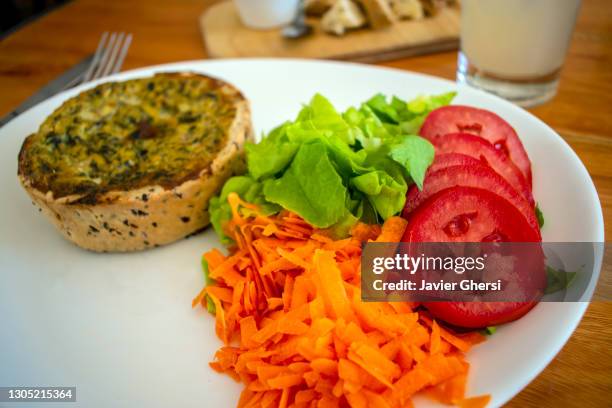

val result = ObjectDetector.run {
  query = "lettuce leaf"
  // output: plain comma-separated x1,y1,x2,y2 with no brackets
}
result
361,91,457,134
295,93,354,144
388,135,436,190
209,176,279,243
397,92,457,134
263,141,348,228
201,258,216,315
245,124,299,180
357,151,409,220
366,93,400,123
208,92,455,241
484,326,497,335
351,170,406,220
536,203,545,229
545,266,577,295
343,104,395,151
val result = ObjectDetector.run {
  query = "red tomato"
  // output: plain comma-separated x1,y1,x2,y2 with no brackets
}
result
420,105,532,186
403,164,541,238
426,153,482,175
433,133,534,207
401,186,544,328
403,186,539,242
424,302,539,329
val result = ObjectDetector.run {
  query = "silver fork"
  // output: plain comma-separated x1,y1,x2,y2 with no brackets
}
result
64,32,133,89
0,32,133,127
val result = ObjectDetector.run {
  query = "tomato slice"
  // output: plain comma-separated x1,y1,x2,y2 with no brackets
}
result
424,301,539,329
426,153,482,175
420,105,532,186
403,164,541,238
433,133,534,207
401,186,544,328
403,186,540,242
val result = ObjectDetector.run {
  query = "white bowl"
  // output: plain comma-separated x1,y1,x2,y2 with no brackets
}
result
234,0,299,29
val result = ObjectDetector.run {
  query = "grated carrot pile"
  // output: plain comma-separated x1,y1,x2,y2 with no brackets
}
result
193,192,489,408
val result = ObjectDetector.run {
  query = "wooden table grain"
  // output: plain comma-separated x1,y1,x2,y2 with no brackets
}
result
0,0,610,406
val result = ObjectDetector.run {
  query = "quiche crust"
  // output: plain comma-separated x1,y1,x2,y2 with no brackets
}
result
17,72,253,252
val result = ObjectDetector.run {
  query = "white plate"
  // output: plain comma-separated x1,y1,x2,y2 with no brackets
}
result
0,59,604,408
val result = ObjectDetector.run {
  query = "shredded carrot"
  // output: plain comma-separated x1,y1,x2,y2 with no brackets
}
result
193,195,489,407
420,313,486,353
350,222,382,242
458,394,492,408
375,217,408,243
426,372,468,405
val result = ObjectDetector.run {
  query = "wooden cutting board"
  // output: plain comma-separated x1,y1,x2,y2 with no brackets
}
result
200,1,460,63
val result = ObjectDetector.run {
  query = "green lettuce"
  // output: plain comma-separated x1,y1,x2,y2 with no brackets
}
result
208,91,455,241
209,176,279,244
545,266,577,295
535,203,545,229
388,136,435,190
483,326,497,336
263,142,348,228
245,128,299,180
201,258,216,315
394,92,456,134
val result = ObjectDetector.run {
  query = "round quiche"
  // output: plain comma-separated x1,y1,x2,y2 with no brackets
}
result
18,72,253,252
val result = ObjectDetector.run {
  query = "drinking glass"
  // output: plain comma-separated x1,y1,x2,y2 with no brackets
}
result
457,0,581,107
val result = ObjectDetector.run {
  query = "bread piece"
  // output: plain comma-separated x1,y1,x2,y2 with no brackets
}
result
357,0,397,29
389,0,424,20
321,0,367,35
419,0,454,16
17,72,253,252
304,0,335,16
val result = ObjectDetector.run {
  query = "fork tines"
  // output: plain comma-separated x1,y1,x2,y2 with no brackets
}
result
82,32,133,83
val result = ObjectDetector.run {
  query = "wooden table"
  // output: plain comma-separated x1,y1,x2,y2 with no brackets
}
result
1,0,610,406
